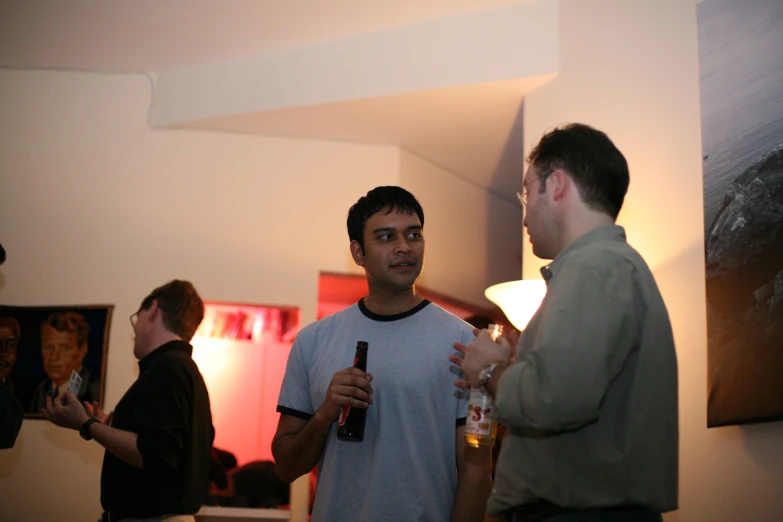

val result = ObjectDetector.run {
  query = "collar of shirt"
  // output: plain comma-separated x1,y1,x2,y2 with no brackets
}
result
540,224,627,283
138,340,193,373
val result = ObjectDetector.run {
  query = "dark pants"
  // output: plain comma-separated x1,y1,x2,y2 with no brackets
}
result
507,507,662,522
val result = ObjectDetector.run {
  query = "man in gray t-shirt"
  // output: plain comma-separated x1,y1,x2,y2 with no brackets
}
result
273,186,491,522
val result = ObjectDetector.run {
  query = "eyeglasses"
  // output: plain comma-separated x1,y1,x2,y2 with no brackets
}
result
516,171,552,207
129,312,139,327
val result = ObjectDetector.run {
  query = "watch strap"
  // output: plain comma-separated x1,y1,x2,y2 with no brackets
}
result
80,417,100,440
478,363,500,394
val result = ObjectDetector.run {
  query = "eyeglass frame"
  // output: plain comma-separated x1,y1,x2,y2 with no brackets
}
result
129,311,139,328
517,170,554,207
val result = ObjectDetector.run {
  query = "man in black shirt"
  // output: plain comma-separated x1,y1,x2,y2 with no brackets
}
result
43,280,214,522
0,244,24,450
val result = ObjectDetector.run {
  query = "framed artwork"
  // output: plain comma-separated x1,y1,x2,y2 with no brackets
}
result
0,304,113,417
699,0,783,427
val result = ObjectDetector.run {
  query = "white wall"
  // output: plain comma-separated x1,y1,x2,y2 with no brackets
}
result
400,150,523,308
0,70,402,522
522,1,783,521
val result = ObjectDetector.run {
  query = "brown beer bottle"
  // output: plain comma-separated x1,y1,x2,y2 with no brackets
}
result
337,341,369,442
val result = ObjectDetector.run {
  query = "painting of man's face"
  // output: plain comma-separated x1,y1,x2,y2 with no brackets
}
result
41,325,87,386
0,324,19,380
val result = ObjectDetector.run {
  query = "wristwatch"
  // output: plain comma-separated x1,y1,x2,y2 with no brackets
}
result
80,417,100,441
477,363,500,395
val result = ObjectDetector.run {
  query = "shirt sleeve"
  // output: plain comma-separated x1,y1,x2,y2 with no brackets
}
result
134,360,193,472
276,330,314,420
494,258,640,433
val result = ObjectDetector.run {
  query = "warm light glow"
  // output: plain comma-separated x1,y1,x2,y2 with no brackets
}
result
485,279,547,331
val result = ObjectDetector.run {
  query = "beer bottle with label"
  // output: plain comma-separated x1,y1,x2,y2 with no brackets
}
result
464,324,502,448
337,341,369,442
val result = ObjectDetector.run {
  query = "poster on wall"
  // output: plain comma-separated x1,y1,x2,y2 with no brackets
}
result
698,0,783,427
0,304,113,418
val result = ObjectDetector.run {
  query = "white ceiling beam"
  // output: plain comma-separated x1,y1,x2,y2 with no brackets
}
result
150,0,558,128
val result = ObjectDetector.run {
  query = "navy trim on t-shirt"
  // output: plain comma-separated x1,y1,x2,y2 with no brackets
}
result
276,405,312,420
358,298,431,322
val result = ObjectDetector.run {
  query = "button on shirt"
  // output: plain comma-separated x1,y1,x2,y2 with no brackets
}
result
490,225,678,515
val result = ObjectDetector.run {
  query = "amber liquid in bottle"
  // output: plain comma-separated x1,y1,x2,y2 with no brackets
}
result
465,324,502,448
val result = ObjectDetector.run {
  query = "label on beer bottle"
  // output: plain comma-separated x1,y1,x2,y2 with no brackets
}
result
464,389,494,436
338,355,360,426
338,406,350,426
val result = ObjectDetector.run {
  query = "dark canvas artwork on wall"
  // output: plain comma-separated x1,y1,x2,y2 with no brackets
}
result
699,0,783,427
0,304,113,418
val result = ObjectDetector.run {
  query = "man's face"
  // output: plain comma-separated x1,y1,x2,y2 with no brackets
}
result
132,306,153,360
41,325,87,386
522,165,557,260
0,325,19,380
356,209,425,293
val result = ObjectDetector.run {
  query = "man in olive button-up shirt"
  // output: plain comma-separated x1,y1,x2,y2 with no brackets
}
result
453,124,678,522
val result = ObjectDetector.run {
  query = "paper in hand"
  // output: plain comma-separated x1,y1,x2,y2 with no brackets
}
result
66,370,82,400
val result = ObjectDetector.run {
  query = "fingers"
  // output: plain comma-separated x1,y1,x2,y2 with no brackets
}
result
453,341,468,355
508,329,520,346
335,394,373,408
448,354,464,368
105,411,114,425
333,381,373,405
65,391,78,405
335,366,372,379
453,379,471,389
333,368,374,393
326,370,374,409
84,401,99,416
43,396,55,421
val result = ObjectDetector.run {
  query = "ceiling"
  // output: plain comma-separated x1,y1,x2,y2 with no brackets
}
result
0,0,548,202
0,0,529,72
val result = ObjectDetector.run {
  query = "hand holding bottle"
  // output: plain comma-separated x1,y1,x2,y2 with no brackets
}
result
462,324,504,448
451,328,512,389
319,367,373,424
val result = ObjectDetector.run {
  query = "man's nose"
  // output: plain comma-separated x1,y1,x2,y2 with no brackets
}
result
393,237,412,253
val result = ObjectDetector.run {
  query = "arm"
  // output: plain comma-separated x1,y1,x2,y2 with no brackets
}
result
44,392,144,468
272,411,334,483
494,261,638,432
272,366,373,483
451,425,492,522
87,421,144,468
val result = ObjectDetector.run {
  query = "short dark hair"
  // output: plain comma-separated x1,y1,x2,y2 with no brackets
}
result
139,280,204,341
527,123,629,219
42,312,89,348
0,317,21,338
347,186,425,253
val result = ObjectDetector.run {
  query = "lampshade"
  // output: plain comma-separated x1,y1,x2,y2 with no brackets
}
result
484,279,547,332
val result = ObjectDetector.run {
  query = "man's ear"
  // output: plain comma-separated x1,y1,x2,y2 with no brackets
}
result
350,240,365,267
147,300,160,321
550,169,568,201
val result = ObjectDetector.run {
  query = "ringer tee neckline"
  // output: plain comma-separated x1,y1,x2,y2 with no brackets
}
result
358,298,431,322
